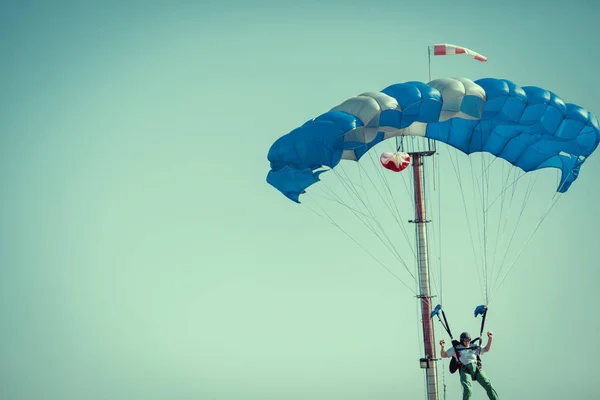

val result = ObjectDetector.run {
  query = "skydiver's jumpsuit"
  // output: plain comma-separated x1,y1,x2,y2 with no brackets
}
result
445,345,499,400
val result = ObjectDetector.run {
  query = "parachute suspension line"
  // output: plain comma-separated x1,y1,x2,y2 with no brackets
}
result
361,167,418,265
367,145,420,256
472,150,493,304
490,168,575,300
312,173,379,223
465,156,486,296
362,150,417,259
489,190,563,302
489,172,540,296
480,152,490,304
363,153,399,216
483,154,497,305
336,165,383,228
468,154,488,302
422,156,441,302
352,132,414,253
311,170,414,279
325,152,419,281
309,190,373,220
392,139,417,207
329,166,417,280
470,151,506,304
481,153,495,303
486,167,525,292
488,160,512,293
312,179,376,226
347,162,416,275
363,134,410,224
308,172,370,214
483,170,527,214
303,193,418,294
487,167,520,292
493,175,539,292
336,163,371,208
448,148,486,302
447,148,485,300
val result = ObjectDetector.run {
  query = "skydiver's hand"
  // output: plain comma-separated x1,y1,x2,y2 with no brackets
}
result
487,331,493,338
440,339,445,346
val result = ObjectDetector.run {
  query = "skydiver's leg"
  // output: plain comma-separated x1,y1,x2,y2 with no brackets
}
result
475,369,499,400
460,367,473,400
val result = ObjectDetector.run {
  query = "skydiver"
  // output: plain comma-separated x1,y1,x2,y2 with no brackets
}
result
440,331,499,400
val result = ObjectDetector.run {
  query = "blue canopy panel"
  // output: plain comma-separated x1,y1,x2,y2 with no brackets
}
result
266,77,600,203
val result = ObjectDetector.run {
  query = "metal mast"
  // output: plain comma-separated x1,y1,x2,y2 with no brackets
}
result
411,149,438,400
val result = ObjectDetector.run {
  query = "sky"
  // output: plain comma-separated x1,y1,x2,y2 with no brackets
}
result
1,0,599,399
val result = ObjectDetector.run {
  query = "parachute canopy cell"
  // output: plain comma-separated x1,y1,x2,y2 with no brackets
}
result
266,77,600,203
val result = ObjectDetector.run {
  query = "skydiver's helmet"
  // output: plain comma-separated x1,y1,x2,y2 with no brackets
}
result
460,332,471,342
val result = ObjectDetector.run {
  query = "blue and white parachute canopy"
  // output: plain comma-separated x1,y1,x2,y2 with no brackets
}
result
266,77,600,203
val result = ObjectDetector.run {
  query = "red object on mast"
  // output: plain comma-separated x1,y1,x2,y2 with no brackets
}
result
380,152,411,172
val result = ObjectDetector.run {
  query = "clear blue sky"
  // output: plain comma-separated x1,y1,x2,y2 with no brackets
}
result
1,1,599,399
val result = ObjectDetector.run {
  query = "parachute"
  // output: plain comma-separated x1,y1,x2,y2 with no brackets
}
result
266,75,599,399
380,152,411,172
266,77,600,203
265,53,599,398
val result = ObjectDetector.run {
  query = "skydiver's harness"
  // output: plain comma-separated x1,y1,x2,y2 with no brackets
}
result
431,304,488,381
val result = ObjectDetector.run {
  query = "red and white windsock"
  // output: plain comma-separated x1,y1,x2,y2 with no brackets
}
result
433,43,487,62
380,152,411,172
